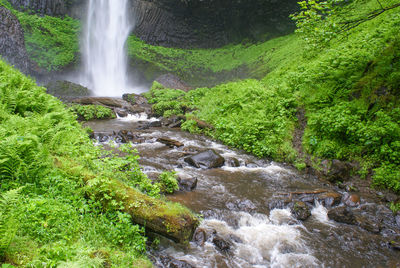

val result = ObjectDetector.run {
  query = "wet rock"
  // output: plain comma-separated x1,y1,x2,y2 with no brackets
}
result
245,162,258,168
355,215,381,234
389,240,400,251
226,199,256,213
155,73,192,92
193,228,206,246
149,120,162,127
343,193,361,207
46,80,92,99
116,130,134,143
268,199,291,210
237,199,256,212
177,175,198,191
396,215,400,228
328,206,357,225
0,6,30,73
122,93,148,105
162,115,186,128
160,256,194,268
212,235,232,253
384,193,399,203
290,201,311,221
184,149,225,169
157,137,184,148
225,157,240,167
316,192,342,208
318,159,354,182
115,108,128,117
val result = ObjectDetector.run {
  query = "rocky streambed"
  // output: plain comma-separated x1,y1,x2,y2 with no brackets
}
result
79,96,400,267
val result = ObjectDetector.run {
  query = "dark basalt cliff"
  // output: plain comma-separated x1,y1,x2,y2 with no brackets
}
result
8,0,84,18
0,6,29,73
5,0,298,48
131,0,299,48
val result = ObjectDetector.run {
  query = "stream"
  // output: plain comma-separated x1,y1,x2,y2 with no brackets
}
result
84,112,400,268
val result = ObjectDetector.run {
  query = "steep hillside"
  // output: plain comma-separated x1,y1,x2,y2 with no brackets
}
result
144,0,400,192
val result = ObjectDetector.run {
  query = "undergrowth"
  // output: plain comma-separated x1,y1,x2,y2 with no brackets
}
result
69,104,116,121
0,58,193,266
144,0,400,192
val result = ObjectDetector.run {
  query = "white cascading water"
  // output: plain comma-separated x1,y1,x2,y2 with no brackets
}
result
82,0,132,96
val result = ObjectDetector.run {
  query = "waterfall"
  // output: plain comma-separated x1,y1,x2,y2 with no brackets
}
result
81,0,132,96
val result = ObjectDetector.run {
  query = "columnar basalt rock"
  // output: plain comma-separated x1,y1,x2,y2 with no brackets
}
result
8,0,85,18
130,0,299,48
0,6,30,73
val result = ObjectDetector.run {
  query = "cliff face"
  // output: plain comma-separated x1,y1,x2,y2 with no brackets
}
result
131,0,299,48
0,6,29,73
8,0,84,18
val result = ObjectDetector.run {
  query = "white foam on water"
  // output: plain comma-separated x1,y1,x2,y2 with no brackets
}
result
116,113,158,122
311,201,335,226
177,210,319,267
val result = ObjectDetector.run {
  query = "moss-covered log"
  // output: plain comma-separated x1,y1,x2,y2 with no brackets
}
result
56,157,200,244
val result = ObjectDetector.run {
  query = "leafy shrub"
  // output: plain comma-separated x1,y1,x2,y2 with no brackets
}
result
157,171,179,194
69,105,116,121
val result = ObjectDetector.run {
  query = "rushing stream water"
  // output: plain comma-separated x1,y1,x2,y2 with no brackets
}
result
84,113,400,268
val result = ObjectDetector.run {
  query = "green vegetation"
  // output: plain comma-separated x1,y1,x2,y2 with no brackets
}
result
0,59,197,266
69,104,116,121
157,171,179,194
0,0,80,71
145,0,400,192
128,34,299,86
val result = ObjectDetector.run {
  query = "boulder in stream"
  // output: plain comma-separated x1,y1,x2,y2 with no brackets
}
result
177,175,198,191
157,137,184,148
184,149,225,169
46,80,92,99
328,206,357,225
289,201,311,221
212,234,232,253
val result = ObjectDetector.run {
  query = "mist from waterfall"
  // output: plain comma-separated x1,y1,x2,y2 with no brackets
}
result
81,0,132,96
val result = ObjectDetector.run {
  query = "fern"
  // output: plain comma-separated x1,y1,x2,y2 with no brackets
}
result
0,188,21,260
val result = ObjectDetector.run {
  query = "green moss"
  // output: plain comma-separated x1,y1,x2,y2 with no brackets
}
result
128,34,299,86
0,0,80,71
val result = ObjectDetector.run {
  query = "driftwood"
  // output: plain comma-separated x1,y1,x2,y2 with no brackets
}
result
56,157,199,243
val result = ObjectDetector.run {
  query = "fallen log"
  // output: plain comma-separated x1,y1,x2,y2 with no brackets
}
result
55,157,200,243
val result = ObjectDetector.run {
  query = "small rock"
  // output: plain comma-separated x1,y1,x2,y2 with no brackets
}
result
328,206,356,225
177,175,198,191
384,193,399,203
290,201,311,221
157,137,184,148
212,235,232,253
225,157,240,167
316,192,342,208
184,150,225,169
193,228,206,246
395,215,400,228
160,256,194,268
237,199,257,212
389,240,400,251
343,193,361,207
356,215,381,234
115,108,128,117
149,120,162,127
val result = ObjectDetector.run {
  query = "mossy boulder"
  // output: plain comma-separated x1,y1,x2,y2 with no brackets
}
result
46,80,92,99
